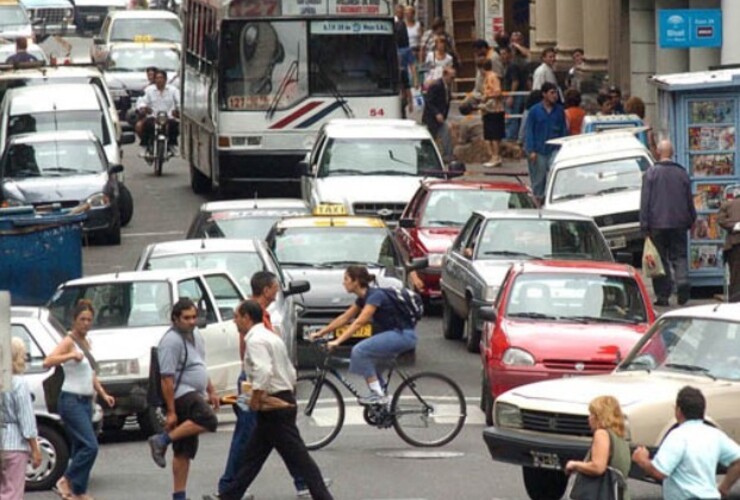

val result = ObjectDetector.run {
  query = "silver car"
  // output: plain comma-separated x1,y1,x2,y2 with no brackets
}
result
10,306,103,491
135,238,310,364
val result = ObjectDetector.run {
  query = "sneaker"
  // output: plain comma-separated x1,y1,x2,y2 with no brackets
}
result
357,394,389,406
147,434,167,468
296,478,333,498
202,493,254,500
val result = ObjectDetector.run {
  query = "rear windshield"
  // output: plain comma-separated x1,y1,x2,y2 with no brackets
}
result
110,18,181,43
8,110,110,146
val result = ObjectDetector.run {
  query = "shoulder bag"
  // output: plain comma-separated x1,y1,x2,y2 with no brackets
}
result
43,333,100,414
569,431,627,500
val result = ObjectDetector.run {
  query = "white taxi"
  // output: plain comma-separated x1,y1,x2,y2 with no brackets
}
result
90,10,181,65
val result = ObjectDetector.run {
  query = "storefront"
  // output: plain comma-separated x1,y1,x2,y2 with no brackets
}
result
651,69,740,288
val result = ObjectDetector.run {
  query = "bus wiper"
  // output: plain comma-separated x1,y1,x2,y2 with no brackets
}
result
316,65,354,118
267,56,299,120
664,363,716,380
483,250,542,259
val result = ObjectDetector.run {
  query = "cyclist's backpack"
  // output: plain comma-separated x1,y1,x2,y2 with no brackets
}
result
380,286,424,327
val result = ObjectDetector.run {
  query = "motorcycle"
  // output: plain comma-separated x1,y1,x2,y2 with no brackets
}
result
145,111,171,176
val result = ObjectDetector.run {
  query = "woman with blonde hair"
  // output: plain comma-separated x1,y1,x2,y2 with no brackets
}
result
1,338,43,499
565,395,631,499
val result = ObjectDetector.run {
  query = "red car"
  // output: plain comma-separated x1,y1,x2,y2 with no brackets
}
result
478,260,655,424
395,179,536,302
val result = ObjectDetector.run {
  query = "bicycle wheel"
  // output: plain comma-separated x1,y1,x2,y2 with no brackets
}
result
391,372,466,447
295,375,345,450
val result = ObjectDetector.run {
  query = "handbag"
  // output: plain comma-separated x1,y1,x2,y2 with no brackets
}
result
42,333,100,414
570,432,627,500
642,237,666,279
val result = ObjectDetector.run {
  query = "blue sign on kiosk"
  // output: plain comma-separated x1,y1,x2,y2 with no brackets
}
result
659,9,722,48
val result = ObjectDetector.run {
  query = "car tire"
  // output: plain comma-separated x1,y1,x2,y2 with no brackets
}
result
26,423,69,492
465,306,481,353
442,296,464,340
481,370,493,426
137,406,165,436
522,467,568,500
102,213,122,246
118,183,134,227
190,163,211,194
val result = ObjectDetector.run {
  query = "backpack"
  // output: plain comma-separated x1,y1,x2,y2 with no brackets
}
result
380,286,424,327
147,333,188,408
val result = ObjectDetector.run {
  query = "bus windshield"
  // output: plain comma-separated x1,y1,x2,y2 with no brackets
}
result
219,18,397,111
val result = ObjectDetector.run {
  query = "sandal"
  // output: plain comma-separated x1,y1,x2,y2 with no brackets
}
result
54,478,73,499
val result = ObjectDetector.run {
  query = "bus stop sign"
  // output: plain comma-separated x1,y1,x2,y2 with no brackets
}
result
659,9,722,48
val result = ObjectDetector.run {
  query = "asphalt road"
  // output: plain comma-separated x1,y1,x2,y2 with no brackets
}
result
21,36,731,500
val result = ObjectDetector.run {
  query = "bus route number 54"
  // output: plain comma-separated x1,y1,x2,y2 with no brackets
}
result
369,108,385,117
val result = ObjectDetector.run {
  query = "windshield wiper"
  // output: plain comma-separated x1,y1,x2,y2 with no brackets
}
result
279,262,329,268
266,56,299,120
595,186,636,196
427,219,463,226
483,250,542,259
315,64,354,118
322,260,385,268
508,312,560,320
43,167,79,173
388,150,413,166
563,315,640,325
664,363,716,380
369,169,416,176
552,193,590,202
327,168,364,175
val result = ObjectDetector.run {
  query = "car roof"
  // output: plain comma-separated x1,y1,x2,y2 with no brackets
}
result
200,198,309,212
515,260,634,277
322,119,432,140
551,132,648,165
472,208,595,222
108,41,180,51
108,10,179,19
660,303,740,323
276,215,388,229
0,65,103,80
423,178,529,192
10,306,42,318
61,269,215,286
8,130,98,145
8,83,100,113
145,239,262,258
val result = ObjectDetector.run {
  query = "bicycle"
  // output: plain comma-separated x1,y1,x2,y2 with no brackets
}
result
295,339,467,450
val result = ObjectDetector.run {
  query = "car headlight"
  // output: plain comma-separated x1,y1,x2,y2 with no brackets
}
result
1,197,24,208
428,253,444,267
484,285,499,302
86,192,110,208
502,347,535,366
98,359,140,377
495,401,522,428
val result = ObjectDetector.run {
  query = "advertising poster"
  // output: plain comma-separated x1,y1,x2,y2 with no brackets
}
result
690,244,723,270
694,183,724,211
690,153,734,177
689,100,734,124
688,125,735,151
691,213,723,240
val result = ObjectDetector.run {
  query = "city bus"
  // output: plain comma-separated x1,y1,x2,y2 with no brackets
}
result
180,0,401,194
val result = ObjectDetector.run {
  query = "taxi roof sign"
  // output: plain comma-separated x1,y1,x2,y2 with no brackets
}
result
313,203,347,216
134,34,155,42
278,215,387,229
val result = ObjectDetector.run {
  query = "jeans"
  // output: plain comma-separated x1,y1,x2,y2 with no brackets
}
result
527,152,552,200
58,392,98,495
651,228,689,302
505,96,523,141
349,328,418,379
436,122,453,162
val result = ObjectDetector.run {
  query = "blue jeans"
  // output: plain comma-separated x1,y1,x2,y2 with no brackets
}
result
218,372,307,493
58,392,98,495
505,96,523,141
527,152,552,200
349,328,418,379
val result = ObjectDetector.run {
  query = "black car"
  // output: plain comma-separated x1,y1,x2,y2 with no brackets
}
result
0,130,123,244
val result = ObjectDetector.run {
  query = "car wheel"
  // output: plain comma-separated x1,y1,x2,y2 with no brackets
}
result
442,296,464,340
102,213,121,246
26,423,69,492
522,467,568,500
465,306,481,353
481,369,493,426
137,406,165,436
118,183,134,227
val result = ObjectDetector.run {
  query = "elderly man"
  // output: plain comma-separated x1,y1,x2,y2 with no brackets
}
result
640,139,696,306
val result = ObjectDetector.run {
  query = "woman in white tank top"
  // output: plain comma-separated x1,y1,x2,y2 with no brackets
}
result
404,6,421,87
44,300,115,500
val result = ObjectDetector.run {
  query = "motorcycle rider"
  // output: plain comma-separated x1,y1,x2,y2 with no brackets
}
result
136,69,180,156
134,66,158,143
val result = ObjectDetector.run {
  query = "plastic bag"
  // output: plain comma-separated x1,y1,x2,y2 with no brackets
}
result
642,237,665,278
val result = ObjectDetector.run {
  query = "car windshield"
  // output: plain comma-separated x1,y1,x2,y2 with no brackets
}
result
506,273,647,324
144,252,264,293
48,282,172,329
196,212,302,239
107,47,179,72
619,317,740,380
0,6,29,25
8,111,110,146
476,219,613,261
272,227,397,268
422,189,535,227
3,140,105,178
110,18,181,43
550,156,650,202
319,138,443,177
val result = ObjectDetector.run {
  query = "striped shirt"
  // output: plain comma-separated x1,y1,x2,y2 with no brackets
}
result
1,375,38,452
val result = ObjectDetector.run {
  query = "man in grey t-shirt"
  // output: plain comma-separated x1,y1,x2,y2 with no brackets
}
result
147,298,219,500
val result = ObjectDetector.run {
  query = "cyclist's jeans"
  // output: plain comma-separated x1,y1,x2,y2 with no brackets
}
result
349,328,418,379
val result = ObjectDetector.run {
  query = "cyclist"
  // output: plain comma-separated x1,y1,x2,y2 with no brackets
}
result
310,265,417,404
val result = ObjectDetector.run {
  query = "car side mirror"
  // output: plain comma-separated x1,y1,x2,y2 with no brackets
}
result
93,36,104,45
399,218,415,229
613,251,633,265
196,314,207,328
478,306,497,322
297,161,311,176
120,131,136,145
447,160,466,177
108,164,123,174
285,280,310,296
407,257,428,271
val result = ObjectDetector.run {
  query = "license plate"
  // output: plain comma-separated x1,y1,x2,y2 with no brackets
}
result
86,14,101,21
607,236,626,249
338,324,372,338
530,451,561,470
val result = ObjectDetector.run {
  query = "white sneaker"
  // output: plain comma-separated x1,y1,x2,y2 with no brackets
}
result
357,394,389,406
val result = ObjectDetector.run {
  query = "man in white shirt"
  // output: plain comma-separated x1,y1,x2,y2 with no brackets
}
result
216,300,333,500
137,69,180,154
532,48,559,95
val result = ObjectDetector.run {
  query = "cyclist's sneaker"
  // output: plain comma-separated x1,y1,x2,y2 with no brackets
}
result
296,477,333,498
357,394,389,406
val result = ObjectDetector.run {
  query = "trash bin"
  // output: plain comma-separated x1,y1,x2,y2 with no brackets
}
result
0,206,86,306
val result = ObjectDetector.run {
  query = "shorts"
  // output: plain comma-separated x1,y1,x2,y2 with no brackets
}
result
483,112,506,141
172,391,218,459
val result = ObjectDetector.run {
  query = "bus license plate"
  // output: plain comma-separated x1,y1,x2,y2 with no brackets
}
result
337,324,372,338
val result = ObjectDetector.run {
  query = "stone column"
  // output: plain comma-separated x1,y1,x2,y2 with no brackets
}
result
582,0,610,71
688,0,720,70
531,0,557,60
721,0,740,65
555,0,584,64
655,0,689,75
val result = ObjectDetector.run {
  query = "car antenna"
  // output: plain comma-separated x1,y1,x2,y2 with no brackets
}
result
201,238,206,249
713,302,723,312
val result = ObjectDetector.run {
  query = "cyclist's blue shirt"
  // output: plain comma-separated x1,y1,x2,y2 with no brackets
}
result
356,287,412,333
